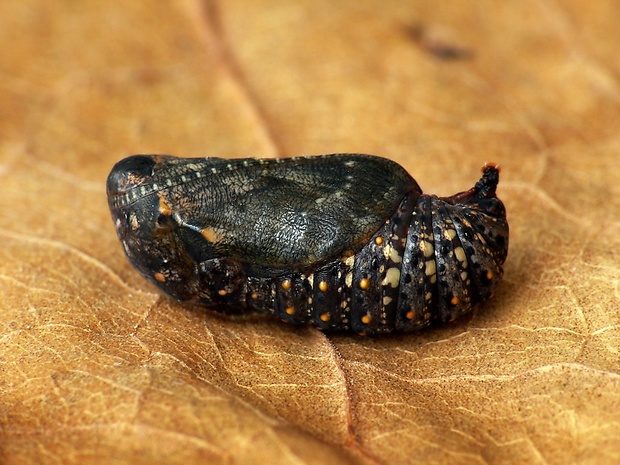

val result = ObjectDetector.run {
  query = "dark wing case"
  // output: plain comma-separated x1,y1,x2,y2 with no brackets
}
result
110,154,421,270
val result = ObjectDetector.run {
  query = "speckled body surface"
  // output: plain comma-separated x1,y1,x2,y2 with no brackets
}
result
107,154,509,334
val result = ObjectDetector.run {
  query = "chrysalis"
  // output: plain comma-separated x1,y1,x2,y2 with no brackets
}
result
107,154,508,334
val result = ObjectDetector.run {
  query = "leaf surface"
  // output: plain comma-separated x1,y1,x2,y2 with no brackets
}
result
1,1,619,464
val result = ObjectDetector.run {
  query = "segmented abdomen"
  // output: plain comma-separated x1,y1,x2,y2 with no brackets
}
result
240,181,507,334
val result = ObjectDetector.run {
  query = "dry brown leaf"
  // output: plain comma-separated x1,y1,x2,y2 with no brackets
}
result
1,1,619,464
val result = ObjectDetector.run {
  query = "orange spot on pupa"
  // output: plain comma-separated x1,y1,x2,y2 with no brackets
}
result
281,280,292,291
361,314,371,325
201,227,221,244
158,196,172,216
359,278,370,290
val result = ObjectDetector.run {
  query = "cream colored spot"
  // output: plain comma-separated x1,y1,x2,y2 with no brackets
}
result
383,244,391,260
130,212,139,230
454,247,466,263
425,292,432,301
444,229,457,240
382,267,401,288
425,260,436,277
389,245,402,263
460,271,468,281
383,296,392,306
421,240,434,258
345,272,353,287
343,255,355,268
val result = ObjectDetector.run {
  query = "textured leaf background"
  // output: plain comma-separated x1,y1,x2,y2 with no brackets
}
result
1,2,619,464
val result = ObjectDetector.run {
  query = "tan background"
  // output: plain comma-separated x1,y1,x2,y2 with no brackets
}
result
1,1,619,464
